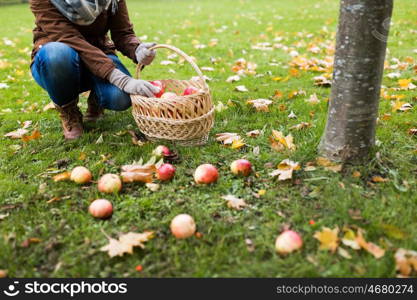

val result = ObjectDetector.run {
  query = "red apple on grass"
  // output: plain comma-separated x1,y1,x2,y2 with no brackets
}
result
89,199,113,219
149,80,165,98
194,164,219,184
275,230,303,255
152,145,172,158
70,166,92,184
98,174,122,194
230,159,252,177
157,163,176,181
182,86,199,96
170,214,196,239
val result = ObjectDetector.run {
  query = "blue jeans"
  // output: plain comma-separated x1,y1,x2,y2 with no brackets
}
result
31,42,131,111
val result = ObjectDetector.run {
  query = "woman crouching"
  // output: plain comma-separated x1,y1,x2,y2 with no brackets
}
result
29,0,159,139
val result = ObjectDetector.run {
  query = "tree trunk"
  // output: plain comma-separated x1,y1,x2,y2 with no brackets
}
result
319,0,393,162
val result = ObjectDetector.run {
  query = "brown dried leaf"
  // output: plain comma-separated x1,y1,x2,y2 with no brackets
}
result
246,130,261,137
290,122,311,130
371,175,389,183
22,130,41,142
222,195,247,210
43,102,56,112
247,99,273,112
120,172,153,183
53,171,71,182
100,231,154,258
395,248,417,277
100,238,133,258
216,132,241,145
356,229,385,259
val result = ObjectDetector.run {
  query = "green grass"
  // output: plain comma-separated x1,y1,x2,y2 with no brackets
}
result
0,0,416,277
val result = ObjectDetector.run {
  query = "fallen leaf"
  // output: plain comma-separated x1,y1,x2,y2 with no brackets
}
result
4,128,28,139
314,75,332,87
246,130,261,137
398,79,416,90
338,247,352,259
100,238,133,258
316,157,342,172
0,213,9,220
53,171,71,182
394,248,417,277
314,227,339,252
216,132,241,145
391,100,412,112
287,111,297,119
342,228,361,250
305,93,320,104
226,75,240,83
356,229,385,259
222,195,247,210
118,232,154,249
371,175,389,183
269,130,296,152
128,130,146,146
269,159,300,181
79,152,87,161
235,85,248,92
21,237,42,248
43,102,56,111
22,129,41,142
100,231,154,258
247,99,273,112
231,138,246,149
145,183,160,192
290,122,311,130
96,134,104,144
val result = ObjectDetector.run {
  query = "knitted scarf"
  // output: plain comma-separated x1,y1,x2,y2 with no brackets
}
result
50,0,118,25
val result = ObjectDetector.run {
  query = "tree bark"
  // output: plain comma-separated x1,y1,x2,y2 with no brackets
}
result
319,0,393,162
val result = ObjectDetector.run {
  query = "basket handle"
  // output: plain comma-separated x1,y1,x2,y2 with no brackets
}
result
136,44,207,87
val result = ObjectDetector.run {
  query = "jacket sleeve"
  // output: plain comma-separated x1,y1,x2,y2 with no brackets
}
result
30,0,116,79
108,0,141,63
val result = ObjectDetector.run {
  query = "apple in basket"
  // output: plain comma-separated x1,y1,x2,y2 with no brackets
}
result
161,92,177,100
149,80,165,98
183,86,199,96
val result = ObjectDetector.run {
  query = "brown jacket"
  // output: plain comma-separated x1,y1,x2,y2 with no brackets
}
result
30,0,140,79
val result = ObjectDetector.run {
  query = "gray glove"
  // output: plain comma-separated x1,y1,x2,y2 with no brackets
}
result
135,42,156,65
108,69,160,97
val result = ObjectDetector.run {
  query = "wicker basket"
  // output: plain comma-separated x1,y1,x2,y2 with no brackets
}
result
130,44,214,146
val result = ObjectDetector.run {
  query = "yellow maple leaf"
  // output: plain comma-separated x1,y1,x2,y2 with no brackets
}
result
270,130,296,152
314,227,339,252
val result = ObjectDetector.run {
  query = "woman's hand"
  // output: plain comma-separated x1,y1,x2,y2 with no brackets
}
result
135,42,156,66
108,69,159,97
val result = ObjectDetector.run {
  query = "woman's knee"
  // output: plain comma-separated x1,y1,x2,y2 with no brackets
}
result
101,88,131,111
37,42,78,71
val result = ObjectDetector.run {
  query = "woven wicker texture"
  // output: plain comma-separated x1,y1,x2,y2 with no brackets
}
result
131,44,214,146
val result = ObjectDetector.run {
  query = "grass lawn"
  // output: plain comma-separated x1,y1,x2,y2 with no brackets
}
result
0,0,416,278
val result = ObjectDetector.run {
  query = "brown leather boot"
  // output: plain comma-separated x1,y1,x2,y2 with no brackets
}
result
54,98,83,140
84,91,104,122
